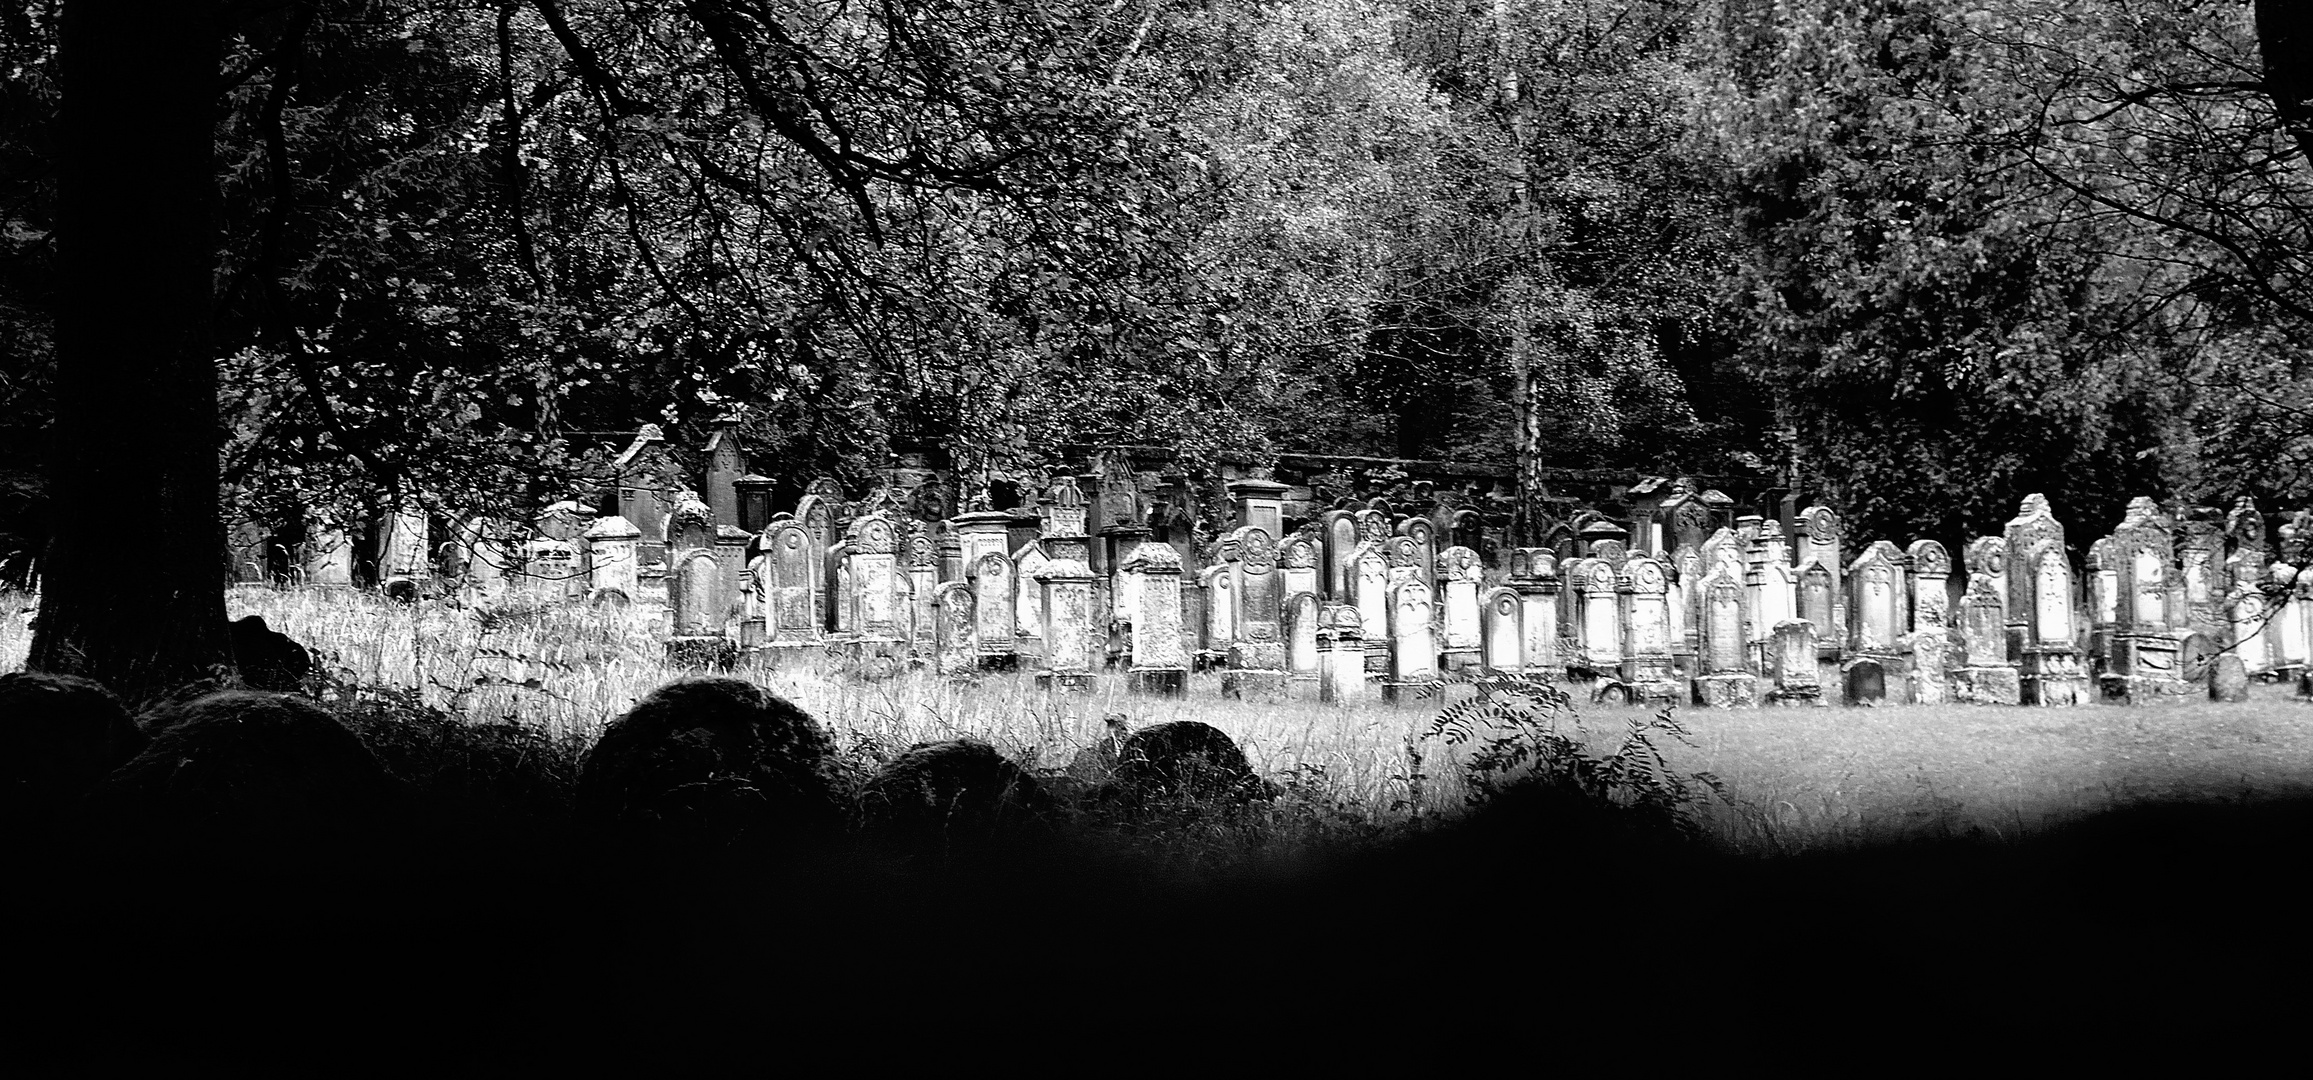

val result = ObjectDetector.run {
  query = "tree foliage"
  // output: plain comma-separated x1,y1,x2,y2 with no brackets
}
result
1700,0,2310,547
3,0,2308,597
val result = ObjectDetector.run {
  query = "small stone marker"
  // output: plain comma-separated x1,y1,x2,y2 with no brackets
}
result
2209,653,2250,703
1844,658,1887,706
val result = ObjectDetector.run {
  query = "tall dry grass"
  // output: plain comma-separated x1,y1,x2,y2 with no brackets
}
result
9,583,2313,852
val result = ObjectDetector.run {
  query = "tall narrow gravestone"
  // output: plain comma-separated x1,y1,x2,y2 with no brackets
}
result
761,521,820,651
1481,587,1523,674
1951,577,2022,704
584,515,641,606
1511,550,1562,678
844,512,904,648
1383,579,1438,704
1844,542,1909,705
2006,494,2088,706
1907,540,1952,632
1619,555,1679,704
1693,564,1757,708
1351,542,1392,676
2102,497,2192,703
1746,523,1798,672
934,581,977,676
1284,591,1323,694
1222,527,1289,703
970,552,1018,668
1571,558,1621,677
1322,510,1360,600
1121,544,1186,695
2228,559,2275,679
1280,536,1321,601
1436,545,1483,671
1319,604,1366,705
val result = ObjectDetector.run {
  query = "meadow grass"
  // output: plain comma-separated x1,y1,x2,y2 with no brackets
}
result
6,583,2311,853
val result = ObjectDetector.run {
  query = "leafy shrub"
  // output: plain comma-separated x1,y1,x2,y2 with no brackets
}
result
1422,671,1727,843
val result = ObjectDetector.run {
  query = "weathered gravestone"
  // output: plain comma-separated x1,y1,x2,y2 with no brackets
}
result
1279,535,1321,601
1907,630,1949,706
304,522,355,587
1121,543,1186,695
1198,563,1233,669
584,515,641,607
934,581,977,676
1619,555,1679,704
969,552,1017,667
378,505,431,600
2209,652,2250,702
1764,619,1821,706
1284,591,1323,694
1319,603,1366,705
1036,526,1100,692
1951,576,2022,705
1480,587,1523,674
762,521,821,650
2227,554,2274,677
1222,527,1289,703
1692,564,1756,708
525,539,585,604
1510,549,1561,678
1844,658,1888,706
1436,545,1483,670
1908,539,1952,632
1351,541,1392,676
1383,579,1438,704
2102,497,2193,704
1570,557,1621,676
2007,494,2088,706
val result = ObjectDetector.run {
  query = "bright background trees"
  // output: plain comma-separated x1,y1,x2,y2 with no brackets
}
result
5,0,2308,691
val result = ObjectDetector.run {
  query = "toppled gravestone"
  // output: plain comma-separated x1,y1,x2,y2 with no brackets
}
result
854,739,1054,852
90,691,403,842
575,677,842,844
1106,720,1278,811
0,671,145,822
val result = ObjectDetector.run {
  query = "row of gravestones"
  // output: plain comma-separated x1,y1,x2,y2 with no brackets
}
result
2083,496,2313,704
1045,489,2304,708
296,481,2308,709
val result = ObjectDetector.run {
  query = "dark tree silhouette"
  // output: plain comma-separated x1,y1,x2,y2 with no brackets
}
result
2259,1,2312,167
28,1,234,705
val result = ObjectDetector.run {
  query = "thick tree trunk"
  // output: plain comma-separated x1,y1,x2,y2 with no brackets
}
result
1496,0,1546,546
2257,1,2312,168
31,1,234,705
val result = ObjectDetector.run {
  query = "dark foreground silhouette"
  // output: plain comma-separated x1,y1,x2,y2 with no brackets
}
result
6,678,2308,1064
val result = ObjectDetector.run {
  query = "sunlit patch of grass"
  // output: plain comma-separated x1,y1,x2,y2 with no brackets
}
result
13,583,2313,855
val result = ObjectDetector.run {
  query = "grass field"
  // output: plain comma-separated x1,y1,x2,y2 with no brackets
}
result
6,583,2310,854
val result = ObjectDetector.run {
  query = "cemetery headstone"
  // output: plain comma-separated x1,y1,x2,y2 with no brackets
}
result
1764,619,1822,706
1121,543,1187,695
1319,603,1366,705
934,581,978,676
1284,591,1323,693
1222,527,1289,703
1383,579,1438,704
584,515,642,606
1480,587,1522,674
1618,555,1679,703
1951,576,2022,705
1436,545,1483,670
1693,564,1757,708
2209,652,2250,702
